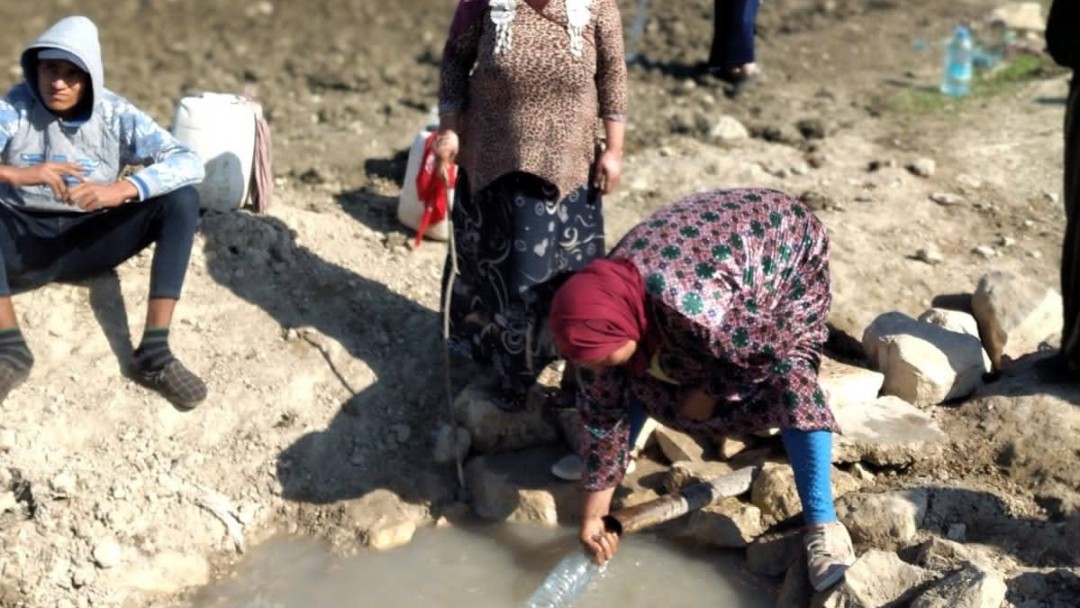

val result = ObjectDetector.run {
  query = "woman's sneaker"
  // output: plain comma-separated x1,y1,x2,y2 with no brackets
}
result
550,453,637,482
804,522,857,591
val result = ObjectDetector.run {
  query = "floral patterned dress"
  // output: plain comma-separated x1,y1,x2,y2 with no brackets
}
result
578,188,839,491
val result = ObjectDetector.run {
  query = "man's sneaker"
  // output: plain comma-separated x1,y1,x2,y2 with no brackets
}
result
131,358,207,409
804,522,857,592
0,360,30,403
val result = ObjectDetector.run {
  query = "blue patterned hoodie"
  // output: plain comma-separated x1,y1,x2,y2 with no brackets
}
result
0,16,204,213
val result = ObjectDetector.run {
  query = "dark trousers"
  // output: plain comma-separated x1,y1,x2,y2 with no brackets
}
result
0,186,200,299
708,0,761,70
1063,78,1080,364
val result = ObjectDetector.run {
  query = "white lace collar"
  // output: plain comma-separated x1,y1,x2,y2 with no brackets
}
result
491,0,594,59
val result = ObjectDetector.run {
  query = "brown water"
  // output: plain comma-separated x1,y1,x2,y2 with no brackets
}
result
188,525,773,607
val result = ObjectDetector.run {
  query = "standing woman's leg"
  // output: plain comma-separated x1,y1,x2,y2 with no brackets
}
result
707,0,732,71
710,0,761,75
443,170,494,364
502,176,604,399
1061,76,1080,367
723,0,760,71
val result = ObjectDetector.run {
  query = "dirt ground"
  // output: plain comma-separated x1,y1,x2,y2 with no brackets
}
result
0,0,1077,606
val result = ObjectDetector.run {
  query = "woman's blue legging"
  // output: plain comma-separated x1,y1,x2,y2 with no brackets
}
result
781,429,838,526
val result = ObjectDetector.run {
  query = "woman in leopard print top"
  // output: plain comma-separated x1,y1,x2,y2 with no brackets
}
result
434,0,628,408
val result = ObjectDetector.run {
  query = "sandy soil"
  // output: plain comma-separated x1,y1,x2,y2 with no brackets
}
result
0,0,1077,606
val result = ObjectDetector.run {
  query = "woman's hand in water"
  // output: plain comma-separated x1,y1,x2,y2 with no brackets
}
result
679,387,717,421
580,516,619,565
580,488,618,564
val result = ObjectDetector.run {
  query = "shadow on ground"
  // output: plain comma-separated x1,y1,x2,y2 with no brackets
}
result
200,211,452,507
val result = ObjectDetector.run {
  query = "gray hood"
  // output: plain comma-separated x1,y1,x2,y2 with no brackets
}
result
20,16,104,122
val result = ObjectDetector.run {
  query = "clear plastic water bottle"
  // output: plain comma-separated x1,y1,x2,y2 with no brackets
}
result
523,550,604,608
941,25,973,97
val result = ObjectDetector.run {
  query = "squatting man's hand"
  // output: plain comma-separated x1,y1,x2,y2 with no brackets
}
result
0,163,135,210
64,180,137,211
0,162,85,199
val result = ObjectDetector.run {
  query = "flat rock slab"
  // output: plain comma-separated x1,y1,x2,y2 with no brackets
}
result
819,357,884,408
833,396,947,467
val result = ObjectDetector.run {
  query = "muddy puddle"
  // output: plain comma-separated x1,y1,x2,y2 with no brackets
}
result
186,524,772,607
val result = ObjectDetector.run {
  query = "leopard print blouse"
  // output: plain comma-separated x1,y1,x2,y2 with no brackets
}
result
439,0,628,199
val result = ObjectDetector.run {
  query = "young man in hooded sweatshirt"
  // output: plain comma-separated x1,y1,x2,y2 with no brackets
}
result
1046,0,1080,378
0,16,207,408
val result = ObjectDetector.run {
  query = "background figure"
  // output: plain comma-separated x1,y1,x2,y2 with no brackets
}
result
435,0,628,410
708,0,761,93
549,188,855,592
1046,0,1080,376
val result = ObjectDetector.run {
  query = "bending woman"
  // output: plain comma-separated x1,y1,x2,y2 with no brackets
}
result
549,188,855,592
434,0,628,410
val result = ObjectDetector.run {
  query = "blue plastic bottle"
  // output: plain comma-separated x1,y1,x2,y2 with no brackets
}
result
941,25,974,97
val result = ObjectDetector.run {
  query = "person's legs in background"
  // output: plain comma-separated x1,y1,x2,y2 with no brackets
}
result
1060,76,1080,370
708,0,762,90
782,428,856,592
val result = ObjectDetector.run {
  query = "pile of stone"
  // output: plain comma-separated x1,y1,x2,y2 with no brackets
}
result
437,269,1059,605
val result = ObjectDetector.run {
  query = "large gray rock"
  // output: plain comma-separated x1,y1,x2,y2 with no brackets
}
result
751,463,802,525
778,553,811,608
464,447,581,525
684,497,764,548
751,463,861,526
914,537,999,573
747,529,803,577
654,424,706,463
812,550,935,608
910,564,1007,608
819,358,884,408
662,460,735,494
990,2,1045,32
863,312,987,407
971,271,1063,372
918,308,983,341
714,435,751,460
837,490,928,549
711,115,750,141
344,489,429,551
832,396,948,467
453,382,559,452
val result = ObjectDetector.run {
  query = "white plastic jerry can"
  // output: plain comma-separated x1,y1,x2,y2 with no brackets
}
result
171,93,258,213
397,129,453,242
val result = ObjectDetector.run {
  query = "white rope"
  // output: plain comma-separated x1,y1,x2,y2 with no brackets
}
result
442,206,467,496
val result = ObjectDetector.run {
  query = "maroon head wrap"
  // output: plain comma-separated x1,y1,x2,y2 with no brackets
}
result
549,258,648,363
